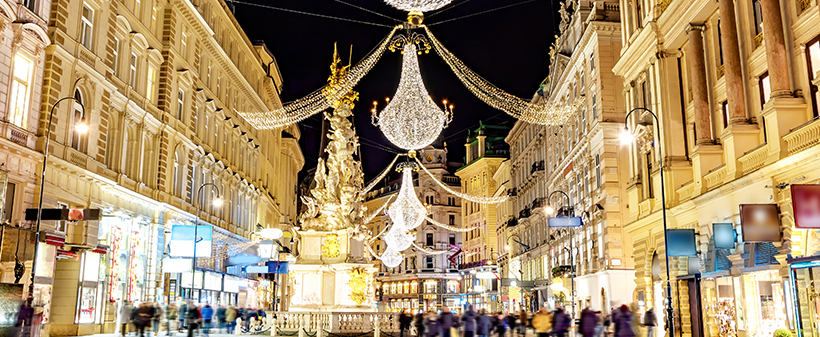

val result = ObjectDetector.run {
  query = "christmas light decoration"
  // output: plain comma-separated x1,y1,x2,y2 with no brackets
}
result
414,156,509,204
426,216,474,232
412,242,451,255
382,226,414,251
372,39,452,151
386,165,428,230
364,195,395,224
239,27,398,130
380,247,403,268
424,26,582,126
364,154,404,193
383,0,453,12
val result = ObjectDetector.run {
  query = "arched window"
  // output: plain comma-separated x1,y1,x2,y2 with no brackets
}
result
70,90,88,152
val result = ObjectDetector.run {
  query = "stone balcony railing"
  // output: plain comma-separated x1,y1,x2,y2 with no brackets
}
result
738,143,768,175
784,117,820,155
263,311,400,336
704,164,728,191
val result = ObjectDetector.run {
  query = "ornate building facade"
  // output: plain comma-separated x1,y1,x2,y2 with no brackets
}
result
18,0,303,335
365,145,463,313
456,123,509,312
613,0,820,336
505,0,633,315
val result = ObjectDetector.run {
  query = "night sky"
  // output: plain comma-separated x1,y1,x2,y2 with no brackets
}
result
230,0,561,180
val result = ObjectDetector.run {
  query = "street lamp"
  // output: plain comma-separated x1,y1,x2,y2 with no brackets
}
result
621,107,674,337
192,183,222,295
545,190,577,319
29,97,89,300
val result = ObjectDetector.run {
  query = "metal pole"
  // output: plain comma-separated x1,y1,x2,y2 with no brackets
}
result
624,107,674,337
29,97,83,301
192,183,219,302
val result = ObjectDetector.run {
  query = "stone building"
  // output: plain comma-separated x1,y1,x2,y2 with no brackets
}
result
505,0,632,315
613,0,820,335
492,159,517,312
456,122,510,312
24,0,302,335
364,145,463,313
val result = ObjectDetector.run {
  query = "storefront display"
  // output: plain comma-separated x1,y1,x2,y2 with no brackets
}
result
791,262,820,337
703,276,739,337
742,270,788,337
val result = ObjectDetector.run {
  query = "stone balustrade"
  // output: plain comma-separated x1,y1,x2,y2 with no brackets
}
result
265,312,400,335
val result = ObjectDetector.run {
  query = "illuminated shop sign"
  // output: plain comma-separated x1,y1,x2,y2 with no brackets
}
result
792,184,820,229
740,204,780,242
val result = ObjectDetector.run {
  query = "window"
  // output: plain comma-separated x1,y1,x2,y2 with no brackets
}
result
592,93,598,120
177,89,185,120
206,64,212,87
717,20,724,66
129,53,137,87
635,0,643,28
590,52,596,71
9,54,33,128
753,0,764,35
646,152,654,198
806,37,820,117
134,0,141,18
22,0,34,11
71,90,87,153
150,5,157,34
759,72,771,107
449,234,456,245
449,214,455,226
581,109,587,133
426,233,434,246
80,5,94,49
595,154,601,188
3,182,15,223
584,167,590,197
577,173,583,200
722,101,729,128
181,31,188,60
173,152,180,196
216,75,221,98
425,257,434,269
111,37,120,75
147,66,157,102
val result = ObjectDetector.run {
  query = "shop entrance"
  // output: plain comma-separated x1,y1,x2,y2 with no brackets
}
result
793,265,820,337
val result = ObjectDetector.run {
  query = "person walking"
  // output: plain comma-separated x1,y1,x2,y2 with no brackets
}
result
424,311,439,337
415,311,426,337
612,305,635,337
216,305,227,333
119,301,134,337
517,311,528,337
152,303,164,336
580,308,597,337
552,308,571,337
477,310,490,337
200,303,214,337
225,306,237,334
461,306,477,337
135,303,154,337
642,309,657,337
505,313,516,337
438,306,456,337
492,312,505,337
593,311,603,337
166,303,178,336
186,302,201,337
399,310,413,337
178,301,187,332
531,307,552,337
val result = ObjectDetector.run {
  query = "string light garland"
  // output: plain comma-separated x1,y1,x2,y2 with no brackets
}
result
238,26,399,130
364,154,404,193
412,242,451,255
425,216,474,232
372,38,452,151
414,156,509,204
364,195,395,224
423,26,582,126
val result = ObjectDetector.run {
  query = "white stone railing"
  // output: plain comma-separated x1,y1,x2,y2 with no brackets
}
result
264,312,400,335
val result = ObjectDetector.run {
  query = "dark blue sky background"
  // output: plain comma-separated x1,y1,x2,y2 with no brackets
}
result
231,0,560,180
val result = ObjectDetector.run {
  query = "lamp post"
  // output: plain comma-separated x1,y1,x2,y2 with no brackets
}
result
544,190,576,319
192,183,222,300
29,97,89,300
620,107,674,337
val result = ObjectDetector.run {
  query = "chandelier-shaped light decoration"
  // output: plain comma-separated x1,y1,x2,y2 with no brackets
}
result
372,36,452,151
383,0,453,13
386,165,428,230
382,226,414,252
380,247,403,268
414,156,509,204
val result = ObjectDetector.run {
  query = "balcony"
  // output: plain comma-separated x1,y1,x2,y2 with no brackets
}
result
460,259,489,270
531,197,547,211
530,160,545,175
442,175,461,186
508,187,517,197
518,208,531,220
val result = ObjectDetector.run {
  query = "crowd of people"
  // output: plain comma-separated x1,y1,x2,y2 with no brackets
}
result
117,300,268,337
398,304,657,337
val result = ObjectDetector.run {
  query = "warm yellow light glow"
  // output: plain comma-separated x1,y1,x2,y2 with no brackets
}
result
620,128,636,145
75,117,90,134
544,205,555,215
505,245,511,251
213,197,223,207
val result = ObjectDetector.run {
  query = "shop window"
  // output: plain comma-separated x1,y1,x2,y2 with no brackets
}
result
806,36,820,117
9,54,33,129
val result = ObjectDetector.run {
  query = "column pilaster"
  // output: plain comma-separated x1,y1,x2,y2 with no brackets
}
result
686,24,713,145
760,0,791,98
718,0,748,124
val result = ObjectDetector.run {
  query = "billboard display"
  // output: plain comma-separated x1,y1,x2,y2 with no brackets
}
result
169,225,212,257
740,204,781,242
792,184,820,228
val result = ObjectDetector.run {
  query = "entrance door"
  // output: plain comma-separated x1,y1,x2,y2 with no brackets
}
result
687,278,704,337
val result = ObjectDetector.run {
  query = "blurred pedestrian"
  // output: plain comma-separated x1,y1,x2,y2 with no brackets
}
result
400,310,413,337
643,309,657,337
594,311,603,337
415,311,426,337
152,302,164,336
461,306,477,337
438,306,456,337
612,305,635,337
531,307,552,337
166,303,178,336
216,305,227,333
178,301,187,332
186,301,201,337
225,306,237,334
552,308,571,337
492,312,505,337
201,303,214,337
477,309,490,337
517,311,527,337
135,302,153,337
505,313,516,337
580,308,597,337
424,311,439,337
119,301,134,337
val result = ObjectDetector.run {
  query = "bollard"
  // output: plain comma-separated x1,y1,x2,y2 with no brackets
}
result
374,315,380,337
271,315,277,337
236,318,243,336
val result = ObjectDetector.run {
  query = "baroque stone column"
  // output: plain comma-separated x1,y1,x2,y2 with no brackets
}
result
718,0,747,124
760,0,791,98
687,25,713,145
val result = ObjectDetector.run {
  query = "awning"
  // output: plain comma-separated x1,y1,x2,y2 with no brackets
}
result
92,245,109,254
45,235,65,247
56,250,78,259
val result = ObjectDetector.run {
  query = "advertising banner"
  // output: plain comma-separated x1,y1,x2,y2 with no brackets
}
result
666,229,698,256
740,204,780,242
712,223,737,249
792,184,820,228
169,225,212,257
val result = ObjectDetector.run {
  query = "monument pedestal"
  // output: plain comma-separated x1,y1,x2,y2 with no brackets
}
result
288,230,377,312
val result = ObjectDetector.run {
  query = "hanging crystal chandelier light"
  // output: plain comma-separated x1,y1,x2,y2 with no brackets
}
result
386,165,428,230
372,38,453,151
383,0,453,13
380,247,404,268
382,226,414,251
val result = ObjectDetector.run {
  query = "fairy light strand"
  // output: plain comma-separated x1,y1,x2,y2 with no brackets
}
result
238,26,399,129
414,156,509,204
364,195,395,224
411,242,451,255
424,26,583,126
363,154,404,193
426,216,473,232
